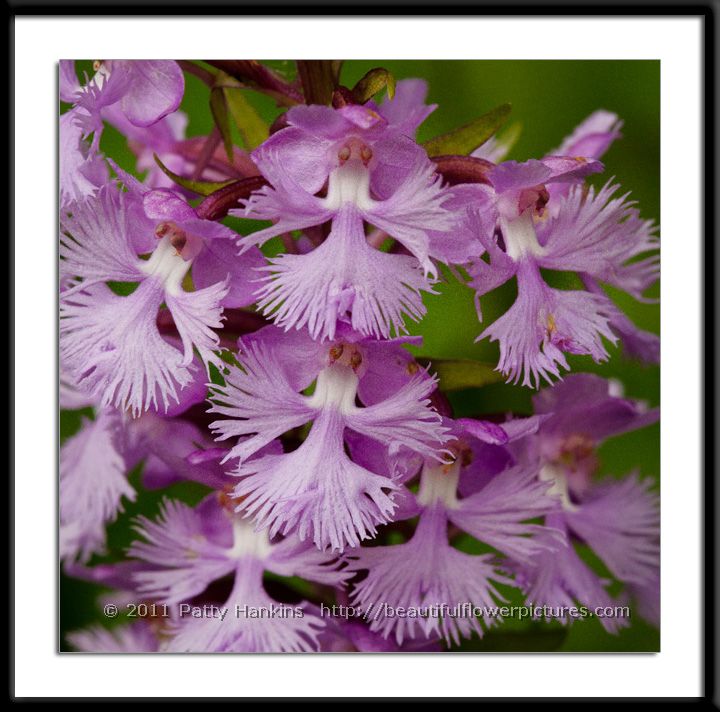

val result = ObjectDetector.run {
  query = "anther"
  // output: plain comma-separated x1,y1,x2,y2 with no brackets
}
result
170,230,187,255
155,222,171,239
328,344,345,363
360,145,373,165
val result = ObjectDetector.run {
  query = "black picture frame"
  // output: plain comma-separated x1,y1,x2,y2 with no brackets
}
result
9,0,716,703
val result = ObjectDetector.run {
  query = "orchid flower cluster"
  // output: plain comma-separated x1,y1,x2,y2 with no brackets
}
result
59,60,660,653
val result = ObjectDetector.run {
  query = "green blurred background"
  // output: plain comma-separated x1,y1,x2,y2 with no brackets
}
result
61,60,660,652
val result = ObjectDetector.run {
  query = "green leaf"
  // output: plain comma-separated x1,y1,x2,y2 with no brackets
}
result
209,83,234,162
419,358,503,391
224,86,269,150
351,67,396,103
211,70,269,151
423,103,512,157
153,154,235,196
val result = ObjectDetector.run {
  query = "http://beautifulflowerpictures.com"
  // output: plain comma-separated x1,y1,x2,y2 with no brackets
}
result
59,59,660,653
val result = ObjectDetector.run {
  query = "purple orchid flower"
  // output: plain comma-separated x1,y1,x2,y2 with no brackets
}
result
61,60,185,145
208,324,450,552
502,374,660,631
59,60,185,206
59,356,217,564
464,113,658,384
231,79,464,340
464,155,657,386
59,109,110,208
550,111,659,363
128,493,349,652
60,170,266,416
346,416,564,646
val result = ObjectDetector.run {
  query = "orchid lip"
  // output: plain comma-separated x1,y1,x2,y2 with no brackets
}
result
306,362,359,414
539,463,579,512
322,159,374,212
140,234,193,294
501,211,546,261
226,517,272,560
417,460,460,509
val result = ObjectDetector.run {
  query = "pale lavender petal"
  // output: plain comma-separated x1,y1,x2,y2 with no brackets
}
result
347,371,449,460
103,101,187,152
348,504,509,646
338,103,387,131
610,310,661,364
238,325,327,392
59,366,96,410
455,418,509,445
356,335,426,406
236,153,333,248
129,498,235,604
368,134,429,201
59,60,81,102
265,536,350,587
118,60,185,128
209,341,315,463
424,184,491,264
233,408,399,552
165,559,324,653
480,260,618,387
60,184,148,287
496,414,550,441
67,622,159,653
144,188,244,243
60,282,196,416
507,516,629,634
538,182,659,296
59,110,109,208
378,78,436,135
449,464,565,563
538,155,604,183
565,473,659,586
286,104,355,139
629,572,660,628
60,409,134,562
457,440,516,498
344,429,424,490
466,206,518,321
191,238,266,308
362,151,454,275
609,254,660,302
142,188,197,223
532,373,660,443
128,415,228,491
254,204,432,340
165,280,227,369
252,124,335,193
490,160,554,193
552,110,623,159
580,275,659,361
73,66,132,144
490,157,602,195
